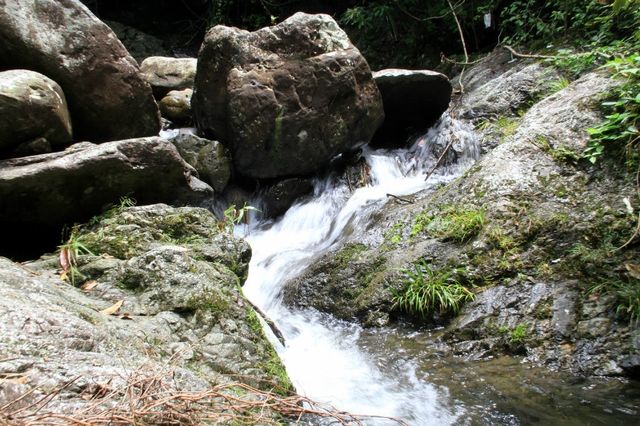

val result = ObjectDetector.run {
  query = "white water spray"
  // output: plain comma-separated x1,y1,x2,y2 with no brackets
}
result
242,113,479,424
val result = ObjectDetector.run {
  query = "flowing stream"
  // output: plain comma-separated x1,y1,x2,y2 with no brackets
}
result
238,114,640,425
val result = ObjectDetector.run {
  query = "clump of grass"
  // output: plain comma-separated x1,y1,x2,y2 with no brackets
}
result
58,226,94,286
590,278,640,325
392,260,474,317
411,206,485,242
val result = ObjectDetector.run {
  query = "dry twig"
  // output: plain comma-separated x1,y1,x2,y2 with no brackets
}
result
1,366,409,425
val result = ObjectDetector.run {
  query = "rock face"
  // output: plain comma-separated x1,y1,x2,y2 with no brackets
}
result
159,88,193,124
372,69,451,147
0,137,211,246
170,133,231,192
0,69,72,157
0,0,160,142
193,12,384,179
282,59,640,377
0,205,291,419
140,56,198,98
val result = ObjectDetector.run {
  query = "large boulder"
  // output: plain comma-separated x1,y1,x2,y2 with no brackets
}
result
0,69,72,157
0,0,160,142
140,56,198,98
371,69,451,147
193,12,384,179
0,137,211,256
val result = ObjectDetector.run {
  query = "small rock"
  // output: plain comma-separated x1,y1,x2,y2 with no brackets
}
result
159,88,193,125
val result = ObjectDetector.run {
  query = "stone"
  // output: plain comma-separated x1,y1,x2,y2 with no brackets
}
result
159,88,193,125
0,69,72,157
460,61,562,121
371,69,451,147
0,204,291,418
261,178,314,217
0,0,160,142
193,12,384,179
140,56,197,98
170,133,231,192
0,137,211,255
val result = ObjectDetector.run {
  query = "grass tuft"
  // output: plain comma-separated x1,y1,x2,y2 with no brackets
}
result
393,260,474,317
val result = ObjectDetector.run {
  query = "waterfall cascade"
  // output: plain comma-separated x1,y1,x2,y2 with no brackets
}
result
240,113,478,424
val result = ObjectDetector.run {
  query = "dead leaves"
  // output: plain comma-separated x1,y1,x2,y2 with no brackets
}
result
625,263,640,280
100,300,123,316
98,300,134,320
80,280,98,292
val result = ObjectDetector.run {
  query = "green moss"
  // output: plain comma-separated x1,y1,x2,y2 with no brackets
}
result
532,135,580,164
246,309,263,336
262,347,293,396
186,289,230,317
410,205,485,242
334,243,367,266
383,221,405,247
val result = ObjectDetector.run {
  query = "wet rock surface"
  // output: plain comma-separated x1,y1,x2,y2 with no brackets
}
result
282,59,640,377
372,68,452,147
0,204,291,415
0,69,72,157
193,12,384,179
0,0,160,141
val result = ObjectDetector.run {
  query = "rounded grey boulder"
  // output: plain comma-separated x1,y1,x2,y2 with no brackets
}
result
0,69,72,157
0,0,160,142
140,56,198,98
193,12,384,179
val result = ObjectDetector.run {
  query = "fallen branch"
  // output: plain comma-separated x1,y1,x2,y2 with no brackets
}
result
502,45,558,60
424,137,456,182
246,299,286,346
386,194,414,204
447,0,469,94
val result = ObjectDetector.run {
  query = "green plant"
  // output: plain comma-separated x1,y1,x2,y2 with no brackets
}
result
590,278,640,324
509,323,528,343
497,322,528,343
88,196,137,226
221,202,260,233
392,260,474,317
585,54,640,166
59,227,94,286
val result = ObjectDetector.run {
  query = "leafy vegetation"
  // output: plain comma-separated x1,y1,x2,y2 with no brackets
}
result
220,202,260,233
498,322,529,344
393,260,474,318
585,54,640,166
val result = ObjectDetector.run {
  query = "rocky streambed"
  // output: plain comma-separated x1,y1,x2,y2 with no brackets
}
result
0,0,639,424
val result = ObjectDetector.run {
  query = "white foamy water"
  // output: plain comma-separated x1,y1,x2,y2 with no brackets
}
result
241,113,478,424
